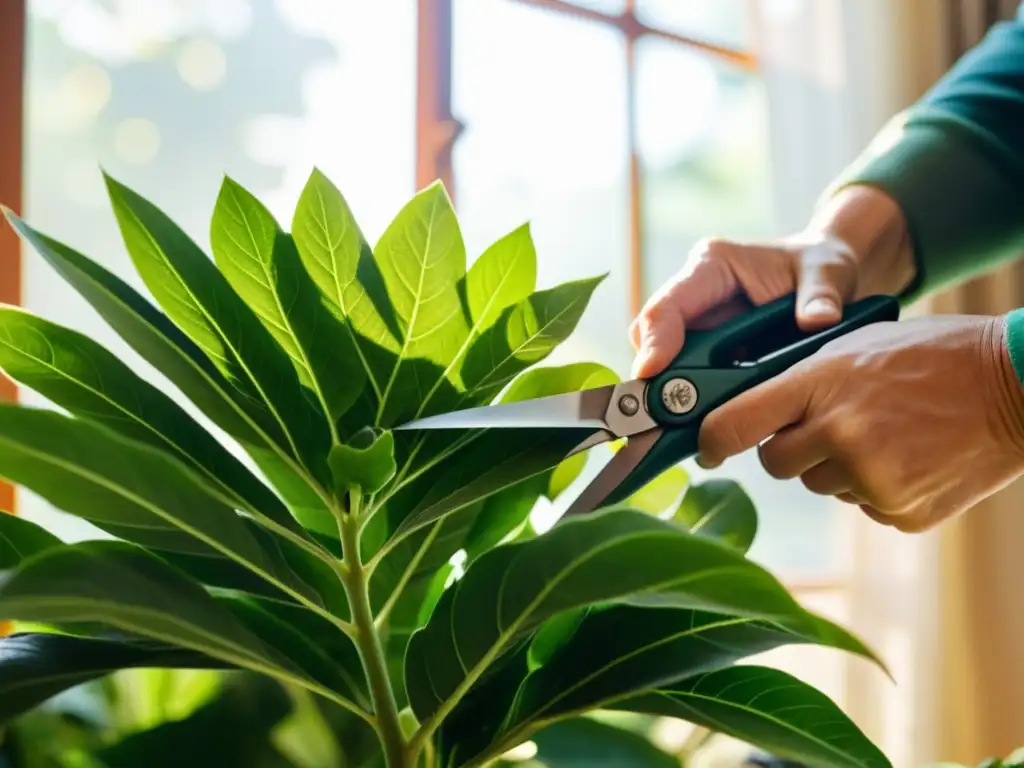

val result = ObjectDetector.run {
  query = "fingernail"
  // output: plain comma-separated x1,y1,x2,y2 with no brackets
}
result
696,453,719,470
803,297,839,318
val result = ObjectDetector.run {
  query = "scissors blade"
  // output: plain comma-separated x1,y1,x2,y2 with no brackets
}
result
394,385,617,432
561,428,662,519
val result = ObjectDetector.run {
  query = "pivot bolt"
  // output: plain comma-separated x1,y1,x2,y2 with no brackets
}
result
661,378,698,415
618,393,640,416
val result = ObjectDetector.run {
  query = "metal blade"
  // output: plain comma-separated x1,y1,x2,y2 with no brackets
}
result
561,427,663,519
394,385,617,431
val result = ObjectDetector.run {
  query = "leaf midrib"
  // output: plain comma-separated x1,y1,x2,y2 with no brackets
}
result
222,189,338,442
0,333,256,517
312,186,383,401
117,201,305,465
0,434,343,633
375,193,441,425
504,615,756,731
0,595,370,722
644,685,874,768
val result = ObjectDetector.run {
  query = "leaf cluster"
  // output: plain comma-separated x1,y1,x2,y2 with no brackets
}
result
0,171,891,768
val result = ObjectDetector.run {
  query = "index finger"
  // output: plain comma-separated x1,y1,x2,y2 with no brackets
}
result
696,368,812,468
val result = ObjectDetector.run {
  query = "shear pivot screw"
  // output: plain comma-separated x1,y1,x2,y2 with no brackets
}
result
618,394,640,416
662,378,698,415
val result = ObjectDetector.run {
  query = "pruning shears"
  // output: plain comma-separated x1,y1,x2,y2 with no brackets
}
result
396,293,900,518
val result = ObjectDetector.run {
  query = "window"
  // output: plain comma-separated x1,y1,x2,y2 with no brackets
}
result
17,0,852,720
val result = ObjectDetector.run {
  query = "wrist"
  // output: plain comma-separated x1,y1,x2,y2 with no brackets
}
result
807,184,916,299
985,313,1024,460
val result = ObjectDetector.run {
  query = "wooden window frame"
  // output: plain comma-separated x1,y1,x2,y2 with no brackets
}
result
415,0,756,317
0,0,25,515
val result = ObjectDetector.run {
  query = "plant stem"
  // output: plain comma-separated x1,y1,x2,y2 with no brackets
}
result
338,489,409,768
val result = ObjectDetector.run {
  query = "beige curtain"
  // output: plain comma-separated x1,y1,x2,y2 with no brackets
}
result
925,1,1024,763
844,2,1024,764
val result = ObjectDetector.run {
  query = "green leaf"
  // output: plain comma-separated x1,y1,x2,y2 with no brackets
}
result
674,479,758,554
217,595,368,710
102,173,328,475
462,480,546,564
0,542,346,708
0,632,225,725
210,176,363,431
328,428,396,495
291,167,398,407
3,210,265,449
0,305,300,534
465,223,537,334
373,182,471,426
510,717,679,768
615,666,893,768
0,512,62,569
498,362,619,405
250,448,335,539
625,466,689,515
461,276,606,404
92,673,296,768
391,428,593,540
504,604,878,734
403,507,836,724
0,404,326,613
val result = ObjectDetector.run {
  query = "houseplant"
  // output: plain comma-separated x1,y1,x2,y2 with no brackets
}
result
0,169,893,767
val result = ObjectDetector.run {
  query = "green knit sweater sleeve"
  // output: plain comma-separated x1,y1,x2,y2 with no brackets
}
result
828,5,1024,384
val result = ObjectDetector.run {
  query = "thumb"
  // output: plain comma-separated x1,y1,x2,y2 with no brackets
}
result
794,239,857,330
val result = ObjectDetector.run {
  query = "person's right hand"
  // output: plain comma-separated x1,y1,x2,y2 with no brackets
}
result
629,185,918,379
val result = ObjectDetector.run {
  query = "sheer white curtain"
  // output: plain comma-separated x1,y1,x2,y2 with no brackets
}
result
754,2,949,765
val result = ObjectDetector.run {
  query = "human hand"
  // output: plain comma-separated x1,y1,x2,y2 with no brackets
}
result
629,185,916,379
696,313,1024,532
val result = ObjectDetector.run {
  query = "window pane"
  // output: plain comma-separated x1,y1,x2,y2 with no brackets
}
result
23,0,417,538
637,36,842,581
452,0,631,375
636,0,753,49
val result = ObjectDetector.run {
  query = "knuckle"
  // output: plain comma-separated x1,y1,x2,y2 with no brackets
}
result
758,442,793,480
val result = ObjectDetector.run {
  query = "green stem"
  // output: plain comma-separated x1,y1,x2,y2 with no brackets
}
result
338,489,409,768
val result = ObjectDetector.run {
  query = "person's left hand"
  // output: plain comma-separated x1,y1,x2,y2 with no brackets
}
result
696,313,1024,532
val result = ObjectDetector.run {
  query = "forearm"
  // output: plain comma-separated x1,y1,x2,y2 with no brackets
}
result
820,9,1024,305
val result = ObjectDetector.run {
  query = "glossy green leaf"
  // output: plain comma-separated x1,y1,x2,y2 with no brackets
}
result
499,362,619,405
328,428,396,495
102,173,327,473
0,404,325,611
373,181,471,426
217,595,368,709
674,479,758,553
3,210,266,448
461,276,606,404
0,305,300,533
503,604,878,734
291,167,398,408
4,211,322,530
465,223,537,334
615,666,893,768
0,632,224,725
404,507,831,723
0,512,62,569
391,428,593,540
210,176,363,430
0,542,349,708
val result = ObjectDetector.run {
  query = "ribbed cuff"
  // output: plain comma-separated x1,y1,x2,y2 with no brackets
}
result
825,108,1024,307
1006,307,1024,388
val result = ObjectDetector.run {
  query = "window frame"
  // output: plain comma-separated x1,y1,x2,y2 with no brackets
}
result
0,0,25,514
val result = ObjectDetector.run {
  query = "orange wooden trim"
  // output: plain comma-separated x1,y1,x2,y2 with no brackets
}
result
416,0,463,199
510,0,758,70
0,0,25,517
